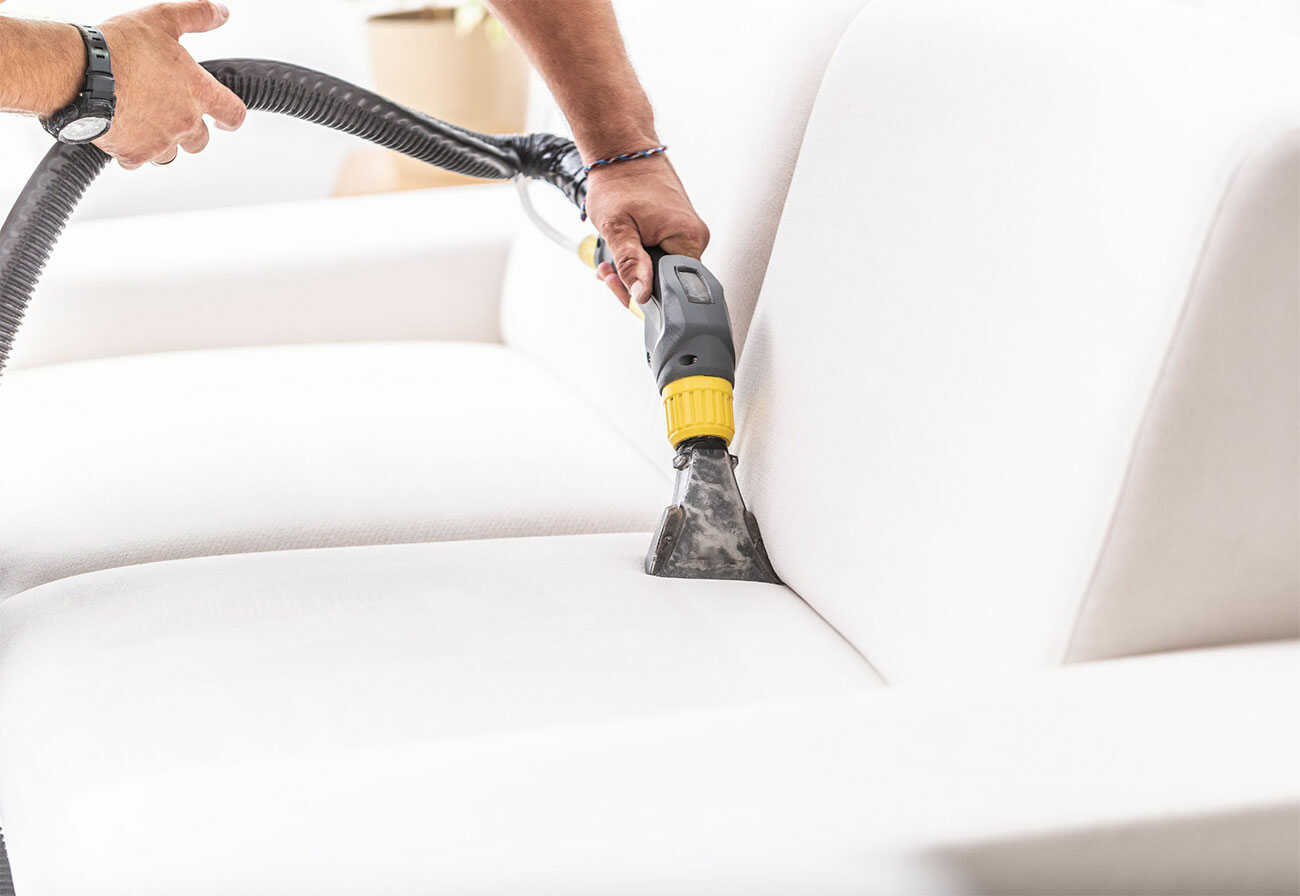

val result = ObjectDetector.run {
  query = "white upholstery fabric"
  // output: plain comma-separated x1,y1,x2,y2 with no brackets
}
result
0,533,878,894
2,3,1297,891
733,0,1300,681
1067,134,1300,661
500,0,868,460
7,186,518,371
0,544,1290,894
0,342,667,598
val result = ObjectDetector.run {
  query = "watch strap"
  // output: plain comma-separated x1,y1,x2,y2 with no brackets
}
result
40,24,116,143
75,25,115,105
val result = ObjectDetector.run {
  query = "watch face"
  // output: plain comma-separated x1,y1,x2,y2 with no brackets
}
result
59,116,110,143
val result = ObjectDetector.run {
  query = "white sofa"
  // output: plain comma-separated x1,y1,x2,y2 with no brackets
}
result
0,0,1297,892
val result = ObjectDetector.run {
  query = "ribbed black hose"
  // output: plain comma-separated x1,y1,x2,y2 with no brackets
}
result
0,58,588,376
0,829,11,896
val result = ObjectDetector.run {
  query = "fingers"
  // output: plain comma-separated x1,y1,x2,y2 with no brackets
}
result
601,215,653,304
658,226,710,259
121,120,205,170
197,71,247,131
157,0,230,37
596,261,632,308
95,2,244,172
178,119,209,154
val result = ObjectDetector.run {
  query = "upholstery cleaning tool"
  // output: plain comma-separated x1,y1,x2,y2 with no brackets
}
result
516,180,779,583
0,58,778,584
592,241,779,582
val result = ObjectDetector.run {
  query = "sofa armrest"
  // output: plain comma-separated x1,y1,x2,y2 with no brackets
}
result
364,641,1295,892
7,184,521,371
85,639,1282,892
10,638,1290,892
466,643,1292,891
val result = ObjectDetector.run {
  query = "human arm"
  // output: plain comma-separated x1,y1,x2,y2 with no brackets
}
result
0,1,245,168
0,16,87,116
485,0,709,306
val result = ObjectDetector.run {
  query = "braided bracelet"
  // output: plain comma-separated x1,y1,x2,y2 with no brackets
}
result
579,144,669,221
582,144,668,175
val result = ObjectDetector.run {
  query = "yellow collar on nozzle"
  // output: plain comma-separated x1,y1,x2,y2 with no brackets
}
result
661,375,735,446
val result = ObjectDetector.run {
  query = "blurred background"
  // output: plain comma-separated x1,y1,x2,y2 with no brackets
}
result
0,0,543,219
1,0,1297,222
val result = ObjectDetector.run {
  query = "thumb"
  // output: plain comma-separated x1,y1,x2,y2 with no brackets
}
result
159,0,230,37
602,215,653,304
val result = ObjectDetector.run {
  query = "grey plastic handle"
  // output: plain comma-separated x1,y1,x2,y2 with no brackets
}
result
594,240,736,390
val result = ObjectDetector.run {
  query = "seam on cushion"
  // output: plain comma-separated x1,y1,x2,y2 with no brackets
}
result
0,530,660,605
1058,147,1260,666
728,2,900,682
730,0,874,461
768,547,888,684
793,590,888,684
503,347,883,681
5,333,511,378
728,0,876,366
0,531,886,686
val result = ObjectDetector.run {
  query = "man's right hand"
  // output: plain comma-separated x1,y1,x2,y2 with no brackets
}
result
95,1,246,168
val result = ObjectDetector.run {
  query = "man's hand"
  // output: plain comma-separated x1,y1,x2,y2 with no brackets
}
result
96,1,246,168
585,153,710,307
482,0,710,309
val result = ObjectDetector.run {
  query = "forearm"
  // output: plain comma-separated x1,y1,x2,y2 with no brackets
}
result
485,0,656,160
0,17,82,116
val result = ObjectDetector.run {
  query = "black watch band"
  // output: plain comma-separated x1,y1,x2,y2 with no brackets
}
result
77,26,115,103
41,25,117,144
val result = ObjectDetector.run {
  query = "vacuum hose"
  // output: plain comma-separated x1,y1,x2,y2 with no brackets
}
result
0,58,588,375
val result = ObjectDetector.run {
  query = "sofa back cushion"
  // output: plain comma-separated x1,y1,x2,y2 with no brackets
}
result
1064,133,1299,663
500,0,867,460
733,0,1300,682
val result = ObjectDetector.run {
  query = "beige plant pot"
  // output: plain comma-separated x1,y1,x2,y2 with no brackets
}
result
344,7,531,193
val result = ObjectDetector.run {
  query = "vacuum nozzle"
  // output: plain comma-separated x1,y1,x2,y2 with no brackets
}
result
645,437,781,583
588,238,779,583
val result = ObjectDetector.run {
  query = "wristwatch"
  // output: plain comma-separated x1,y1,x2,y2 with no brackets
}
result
41,25,116,144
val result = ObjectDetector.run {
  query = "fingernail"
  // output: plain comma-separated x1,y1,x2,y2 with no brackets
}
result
629,281,646,304
217,4,230,18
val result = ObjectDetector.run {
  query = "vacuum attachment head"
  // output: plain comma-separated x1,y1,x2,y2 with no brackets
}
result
590,239,779,583
646,437,781,583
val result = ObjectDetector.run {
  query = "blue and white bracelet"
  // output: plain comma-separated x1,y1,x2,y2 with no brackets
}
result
581,144,669,175
579,145,669,220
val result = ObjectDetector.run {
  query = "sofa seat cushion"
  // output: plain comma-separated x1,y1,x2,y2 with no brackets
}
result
0,533,878,893
0,342,670,598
